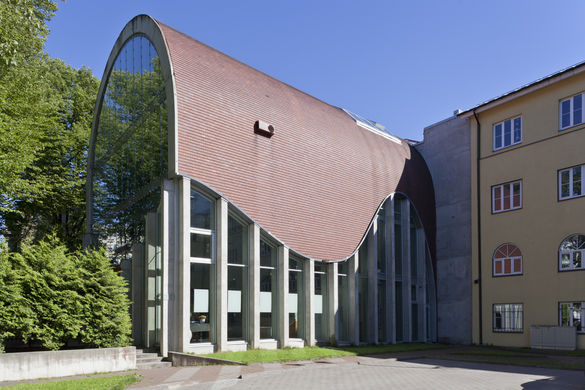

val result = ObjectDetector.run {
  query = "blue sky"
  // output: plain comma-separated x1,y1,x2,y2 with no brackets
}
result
45,0,585,141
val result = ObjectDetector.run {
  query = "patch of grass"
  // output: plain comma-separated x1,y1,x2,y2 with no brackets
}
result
439,355,585,371
202,346,354,364
449,349,536,358
566,350,585,357
3,374,141,390
337,343,448,356
201,343,446,363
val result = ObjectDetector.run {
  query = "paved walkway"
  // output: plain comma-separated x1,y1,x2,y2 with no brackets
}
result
130,355,585,390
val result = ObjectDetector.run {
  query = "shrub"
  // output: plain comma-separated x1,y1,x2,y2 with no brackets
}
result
0,237,131,351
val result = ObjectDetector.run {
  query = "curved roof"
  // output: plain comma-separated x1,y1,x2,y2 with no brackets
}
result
151,17,435,261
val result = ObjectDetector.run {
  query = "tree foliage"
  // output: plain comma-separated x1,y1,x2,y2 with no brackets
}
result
0,0,99,250
0,238,132,351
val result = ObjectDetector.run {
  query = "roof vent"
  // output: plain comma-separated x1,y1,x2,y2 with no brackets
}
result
453,109,462,116
254,120,274,138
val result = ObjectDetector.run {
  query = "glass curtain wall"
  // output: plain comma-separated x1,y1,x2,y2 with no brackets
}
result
289,258,304,339
377,212,387,343
227,215,248,341
358,237,369,343
337,260,350,342
314,264,328,341
259,239,277,339
189,189,215,343
409,204,420,341
91,35,168,262
394,197,404,342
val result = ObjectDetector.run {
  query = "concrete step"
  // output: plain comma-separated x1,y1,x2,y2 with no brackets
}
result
137,353,160,359
137,361,172,369
137,357,165,364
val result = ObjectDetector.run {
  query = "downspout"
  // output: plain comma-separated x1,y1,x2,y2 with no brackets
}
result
473,110,483,345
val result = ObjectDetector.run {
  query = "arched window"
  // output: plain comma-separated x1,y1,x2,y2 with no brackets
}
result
493,244,522,276
559,234,585,271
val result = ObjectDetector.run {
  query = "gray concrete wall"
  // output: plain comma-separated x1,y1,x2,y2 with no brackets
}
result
416,115,472,344
0,347,136,381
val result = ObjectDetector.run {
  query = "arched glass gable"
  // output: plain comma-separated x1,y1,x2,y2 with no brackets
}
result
90,35,168,261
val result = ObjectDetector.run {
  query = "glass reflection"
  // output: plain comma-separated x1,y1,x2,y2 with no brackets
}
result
91,35,168,262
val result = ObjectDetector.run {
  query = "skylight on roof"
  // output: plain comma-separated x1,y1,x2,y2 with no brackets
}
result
342,109,401,144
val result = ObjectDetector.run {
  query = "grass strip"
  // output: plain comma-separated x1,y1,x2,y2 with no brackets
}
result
3,374,141,390
202,343,446,363
202,346,354,363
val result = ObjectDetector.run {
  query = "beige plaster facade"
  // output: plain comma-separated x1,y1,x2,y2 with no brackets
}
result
467,69,585,349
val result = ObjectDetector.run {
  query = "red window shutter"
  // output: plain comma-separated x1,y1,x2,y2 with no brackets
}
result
504,258,511,274
513,258,522,273
495,260,502,275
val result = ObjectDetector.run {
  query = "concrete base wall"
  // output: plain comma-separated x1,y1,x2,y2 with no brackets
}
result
0,347,136,382
417,115,472,345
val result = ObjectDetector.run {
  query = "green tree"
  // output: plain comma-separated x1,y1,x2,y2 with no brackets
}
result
0,0,99,250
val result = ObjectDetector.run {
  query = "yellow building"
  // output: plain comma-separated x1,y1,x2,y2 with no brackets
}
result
458,64,585,350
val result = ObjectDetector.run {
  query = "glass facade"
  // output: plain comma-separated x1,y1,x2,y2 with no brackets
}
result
90,35,168,263
337,260,350,341
227,215,247,341
314,264,328,341
358,237,369,343
260,239,277,339
190,262,213,343
289,258,304,339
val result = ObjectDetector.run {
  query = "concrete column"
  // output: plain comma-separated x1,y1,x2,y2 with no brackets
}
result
328,262,338,344
368,219,378,344
385,199,395,344
216,198,228,351
348,254,359,345
178,177,190,352
145,212,157,349
165,179,179,353
402,200,412,342
160,179,175,357
131,243,144,347
249,223,260,348
304,259,315,346
277,246,289,348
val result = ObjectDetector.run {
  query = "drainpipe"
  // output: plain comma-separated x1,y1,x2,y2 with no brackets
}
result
473,110,483,345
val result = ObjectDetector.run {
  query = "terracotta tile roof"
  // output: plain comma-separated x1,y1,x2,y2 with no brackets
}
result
156,21,435,261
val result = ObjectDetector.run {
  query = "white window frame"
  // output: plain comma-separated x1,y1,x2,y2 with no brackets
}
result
493,303,523,333
492,180,522,213
493,253,522,277
559,302,584,333
559,234,585,271
558,165,584,200
559,93,585,130
493,116,522,151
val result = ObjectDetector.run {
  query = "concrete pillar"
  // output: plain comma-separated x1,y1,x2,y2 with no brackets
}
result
145,211,158,349
277,246,289,347
216,198,228,351
164,179,179,353
328,262,338,344
249,223,260,348
368,219,378,344
402,200,412,342
160,179,175,357
178,177,190,352
131,243,144,347
304,259,315,346
348,254,359,345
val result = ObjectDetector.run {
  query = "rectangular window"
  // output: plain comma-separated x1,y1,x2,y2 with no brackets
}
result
314,264,328,341
227,215,248,341
560,93,585,130
559,164,584,200
493,303,523,332
259,239,277,340
493,116,522,150
492,181,522,213
559,302,584,333
289,258,304,339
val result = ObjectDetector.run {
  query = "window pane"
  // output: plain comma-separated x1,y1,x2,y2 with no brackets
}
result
495,259,502,274
228,265,246,340
288,265,303,338
561,99,571,128
260,240,275,268
573,167,581,196
315,265,327,341
573,303,582,332
504,120,512,146
191,190,212,229
513,258,522,273
503,184,511,210
560,303,571,326
513,118,521,143
228,216,246,264
574,94,582,125
191,233,211,258
494,124,502,149
504,258,511,274
513,182,521,208
259,268,276,339
561,170,570,198
574,251,582,268
377,214,386,275
190,263,211,343
394,200,402,277
358,236,369,276
561,253,571,268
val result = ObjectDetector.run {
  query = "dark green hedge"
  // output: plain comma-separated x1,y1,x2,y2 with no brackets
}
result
0,237,131,351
